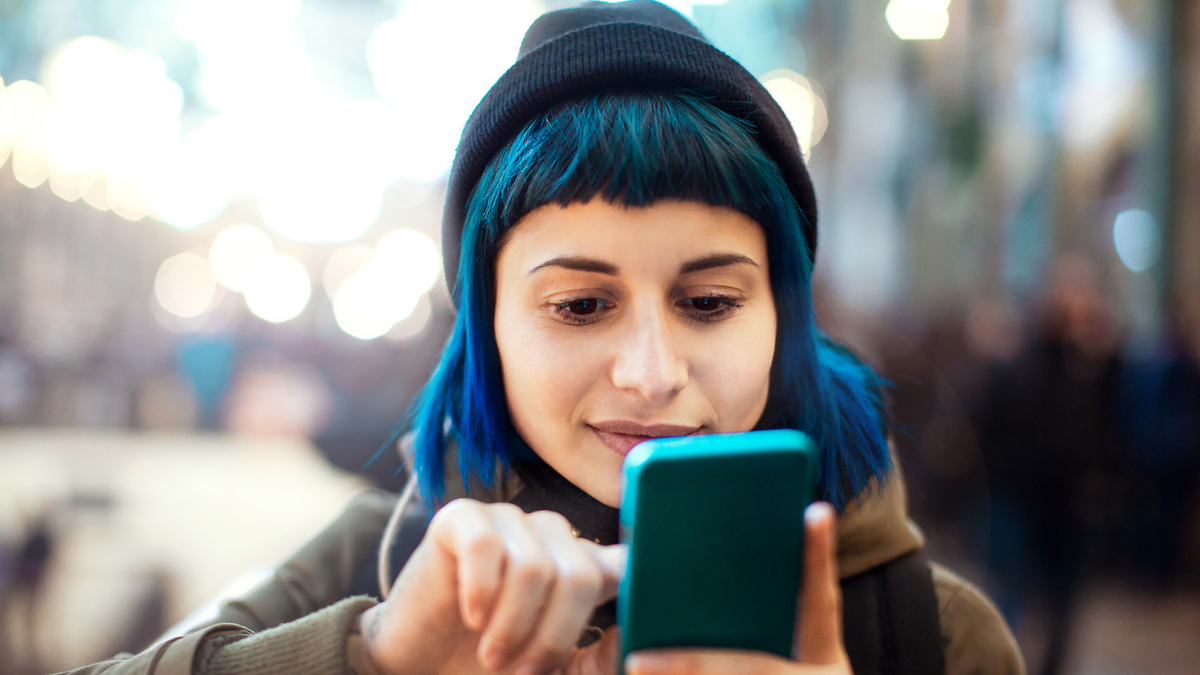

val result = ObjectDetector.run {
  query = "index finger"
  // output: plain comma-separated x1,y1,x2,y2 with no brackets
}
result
580,541,628,602
795,502,845,665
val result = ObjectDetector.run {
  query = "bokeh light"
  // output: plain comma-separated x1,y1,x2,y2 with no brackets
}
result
243,254,312,323
385,293,433,342
886,0,951,41
333,273,421,340
371,229,442,295
209,224,276,292
761,70,828,156
141,123,235,230
656,0,730,16
367,0,542,182
330,229,440,340
1,79,52,188
39,37,184,220
155,253,219,318
1113,209,1161,273
322,244,374,301
175,0,310,115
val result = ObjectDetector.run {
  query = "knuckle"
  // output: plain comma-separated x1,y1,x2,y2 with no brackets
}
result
487,501,526,519
558,567,603,600
512,554,555,588
529,509,572,532
431,498,476,527
463,530,504,559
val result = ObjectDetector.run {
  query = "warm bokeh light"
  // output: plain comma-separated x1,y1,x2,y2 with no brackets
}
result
175,0,310,115
761,70,828,156
141,124,235,230
654,0,730,16
209,224,276,292
886,0,951,41
243,254,312,323
0,79,49,144
322,244,374,301
155,253,219,318
8,21,438,241
385,293,433,342
1,79,52,188
39,37,184,220
367,0,542,182
175,0,408,244
243,92,401,243
333,274,421,340
330,229,440,339
371,229,442,294
1113,209,1161,273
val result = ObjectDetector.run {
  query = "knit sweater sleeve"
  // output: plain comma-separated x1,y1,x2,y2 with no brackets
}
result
195,596,378,675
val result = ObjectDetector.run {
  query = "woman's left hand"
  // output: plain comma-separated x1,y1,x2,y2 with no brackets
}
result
615,501,852,675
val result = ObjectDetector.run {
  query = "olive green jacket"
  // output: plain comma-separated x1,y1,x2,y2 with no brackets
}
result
57,465,1024,675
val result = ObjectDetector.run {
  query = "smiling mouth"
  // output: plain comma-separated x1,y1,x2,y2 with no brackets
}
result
588,421,701,457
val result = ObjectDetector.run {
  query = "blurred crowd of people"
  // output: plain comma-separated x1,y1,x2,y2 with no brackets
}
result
858,256,1200,675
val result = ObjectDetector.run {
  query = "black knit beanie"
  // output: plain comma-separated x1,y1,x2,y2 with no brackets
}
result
441,0,818,299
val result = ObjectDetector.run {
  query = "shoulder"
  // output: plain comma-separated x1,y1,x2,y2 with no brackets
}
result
930,562,1027,675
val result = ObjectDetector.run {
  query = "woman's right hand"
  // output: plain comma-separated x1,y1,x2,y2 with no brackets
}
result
355,499,627,675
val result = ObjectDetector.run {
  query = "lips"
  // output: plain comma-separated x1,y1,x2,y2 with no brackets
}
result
589,421,700,457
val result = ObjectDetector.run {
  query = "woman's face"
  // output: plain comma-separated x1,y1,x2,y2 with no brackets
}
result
494,199,777,506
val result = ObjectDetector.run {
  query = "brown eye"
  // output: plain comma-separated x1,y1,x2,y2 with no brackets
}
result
689,296,724,312
566,299,603,315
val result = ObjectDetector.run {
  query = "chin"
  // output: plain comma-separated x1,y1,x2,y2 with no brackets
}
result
571,445,624,507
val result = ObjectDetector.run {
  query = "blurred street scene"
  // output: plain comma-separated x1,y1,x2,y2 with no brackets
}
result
0,1,1197,673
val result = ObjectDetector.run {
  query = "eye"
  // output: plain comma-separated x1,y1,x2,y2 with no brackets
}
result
689,296,724,312
678,294,743,323
565,298,603,315
552,297,612,324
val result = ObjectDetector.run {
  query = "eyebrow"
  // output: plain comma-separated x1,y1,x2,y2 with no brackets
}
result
528,252,760,277
528,256,619,276
678,253,760,275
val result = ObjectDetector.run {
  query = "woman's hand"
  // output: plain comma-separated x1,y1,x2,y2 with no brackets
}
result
355,499,626,675
624,502,852,675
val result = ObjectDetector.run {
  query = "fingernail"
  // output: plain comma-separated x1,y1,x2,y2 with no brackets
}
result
805,501,833,523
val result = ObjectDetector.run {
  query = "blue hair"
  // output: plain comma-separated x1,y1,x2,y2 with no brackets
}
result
400,90,890,509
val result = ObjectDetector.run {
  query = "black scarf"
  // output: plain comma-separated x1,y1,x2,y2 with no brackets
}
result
508,455,621,546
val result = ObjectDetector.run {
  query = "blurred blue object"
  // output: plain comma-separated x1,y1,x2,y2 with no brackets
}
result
175,335,237,429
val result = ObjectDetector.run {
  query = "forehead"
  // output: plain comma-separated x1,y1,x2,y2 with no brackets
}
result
498,200,767,273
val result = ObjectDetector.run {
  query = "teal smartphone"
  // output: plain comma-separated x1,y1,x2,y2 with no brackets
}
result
617,429,819,666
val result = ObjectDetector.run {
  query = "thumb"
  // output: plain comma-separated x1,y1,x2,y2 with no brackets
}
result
794,502,846,665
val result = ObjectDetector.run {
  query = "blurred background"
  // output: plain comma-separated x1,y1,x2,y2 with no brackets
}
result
0,0,1196,673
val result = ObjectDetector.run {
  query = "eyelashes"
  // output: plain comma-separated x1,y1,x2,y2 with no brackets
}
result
550,294,744,325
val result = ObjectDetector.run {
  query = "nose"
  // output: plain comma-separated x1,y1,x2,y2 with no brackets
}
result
610,298,689,403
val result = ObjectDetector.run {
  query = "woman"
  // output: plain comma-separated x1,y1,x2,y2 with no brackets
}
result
71,2,1023,674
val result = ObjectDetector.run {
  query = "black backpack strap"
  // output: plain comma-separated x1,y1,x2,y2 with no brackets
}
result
841,548,944,675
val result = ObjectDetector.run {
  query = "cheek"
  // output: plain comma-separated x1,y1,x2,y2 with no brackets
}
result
495,318,602,444
697,315,776,431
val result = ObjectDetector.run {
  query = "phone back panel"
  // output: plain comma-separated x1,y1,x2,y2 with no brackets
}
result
618,429,818,662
